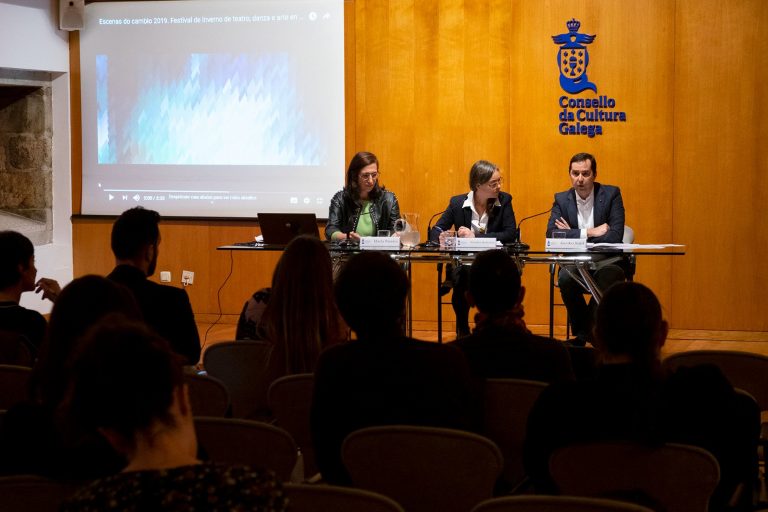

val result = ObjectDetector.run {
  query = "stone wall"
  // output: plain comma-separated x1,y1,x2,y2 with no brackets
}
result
0,74,53,244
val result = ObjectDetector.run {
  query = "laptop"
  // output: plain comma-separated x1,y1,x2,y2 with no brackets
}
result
257,212,320,244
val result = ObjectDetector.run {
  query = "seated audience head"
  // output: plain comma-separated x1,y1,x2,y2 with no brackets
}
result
111,207,161,276
261,235,342,373
593,282,668,366
0,230,36,297
32,275,141,405
334,252,408,338
63,318,195,466
467,249,523,317
345,151,380,201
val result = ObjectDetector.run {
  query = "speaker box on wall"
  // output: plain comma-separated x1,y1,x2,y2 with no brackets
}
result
59,0,84,31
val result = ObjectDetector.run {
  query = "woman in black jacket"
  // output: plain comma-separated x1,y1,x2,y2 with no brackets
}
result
325,151,400,242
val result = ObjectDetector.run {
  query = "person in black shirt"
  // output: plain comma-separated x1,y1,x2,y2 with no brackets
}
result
107,207,201,365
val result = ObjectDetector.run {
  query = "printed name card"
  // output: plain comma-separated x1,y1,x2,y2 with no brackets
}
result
455,238,497,251
545,238,588,251
359,236,402,250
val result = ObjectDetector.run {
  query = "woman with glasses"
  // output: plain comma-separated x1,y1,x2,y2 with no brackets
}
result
429,160,517,337
326,151,401,242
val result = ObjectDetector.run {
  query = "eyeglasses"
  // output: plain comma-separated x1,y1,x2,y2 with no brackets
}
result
485,178,503,188
359,172,379,182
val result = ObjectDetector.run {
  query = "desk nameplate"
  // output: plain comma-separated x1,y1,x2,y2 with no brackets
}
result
545,238,587,251
359,237,401,250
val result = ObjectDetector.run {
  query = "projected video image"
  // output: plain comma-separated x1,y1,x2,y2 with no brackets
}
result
96,52,325,166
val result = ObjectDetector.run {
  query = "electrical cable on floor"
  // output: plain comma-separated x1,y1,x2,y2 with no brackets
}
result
201,248,234,352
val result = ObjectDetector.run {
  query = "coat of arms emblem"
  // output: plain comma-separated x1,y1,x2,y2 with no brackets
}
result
552,19,597,94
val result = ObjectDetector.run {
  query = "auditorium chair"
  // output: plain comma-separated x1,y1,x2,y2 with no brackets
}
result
549,441,719,512
267,373,317,480
283,483,405,512
481,378,547,493
342,425,503,512
202,340,274,419
0,475,80,511
471,495,654,512
184,370,230,417
194,416,298,482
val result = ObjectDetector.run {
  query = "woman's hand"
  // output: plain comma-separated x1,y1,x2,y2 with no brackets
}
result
457,226,474,238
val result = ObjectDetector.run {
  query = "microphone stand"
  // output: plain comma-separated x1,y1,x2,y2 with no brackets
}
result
509,208,551,252
424,209,447,247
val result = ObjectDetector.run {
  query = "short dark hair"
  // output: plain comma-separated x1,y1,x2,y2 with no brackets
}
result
468,160,498,192
334,252,408,337
64,318,185,448
0,231,34,289
111,207,161,260
469,250,521,315
569,152,597,177
594,282,663,363
345,151,381,201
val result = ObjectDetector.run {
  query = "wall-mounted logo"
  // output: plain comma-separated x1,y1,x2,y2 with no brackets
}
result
552,18,596,94
551,18,627,137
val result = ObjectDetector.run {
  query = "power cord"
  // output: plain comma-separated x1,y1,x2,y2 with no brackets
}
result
201,249,234,351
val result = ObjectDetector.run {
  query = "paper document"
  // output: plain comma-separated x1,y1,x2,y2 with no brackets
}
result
587,243,685,249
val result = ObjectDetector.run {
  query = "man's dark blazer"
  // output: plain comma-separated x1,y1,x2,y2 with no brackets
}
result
431,191,517,243
108,264,201,365
310,335,475,485
545,183,624,243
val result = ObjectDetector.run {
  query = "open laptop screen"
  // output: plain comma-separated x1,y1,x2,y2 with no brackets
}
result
257,213,320,244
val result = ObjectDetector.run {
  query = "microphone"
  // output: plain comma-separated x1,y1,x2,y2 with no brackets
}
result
425,209,448,246
509,208,551,251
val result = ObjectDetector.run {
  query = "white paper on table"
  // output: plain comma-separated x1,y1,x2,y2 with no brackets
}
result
587,243,685,249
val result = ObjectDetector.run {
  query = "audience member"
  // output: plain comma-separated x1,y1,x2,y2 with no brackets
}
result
523,282,759,510
236,287,271,340
0,275,141,479
59,319,285,512
249,236,345,375
0,230,61,359
451,250,574,383
108,207,201,365
311,251,475,485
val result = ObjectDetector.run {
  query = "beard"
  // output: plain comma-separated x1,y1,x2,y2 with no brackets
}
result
147,253,158,277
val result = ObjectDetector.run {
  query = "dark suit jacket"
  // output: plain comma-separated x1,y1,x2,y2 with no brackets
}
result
546,183,624,243
310,335,475,485
451,325,574,383
431,191,517,243
108,265,201,365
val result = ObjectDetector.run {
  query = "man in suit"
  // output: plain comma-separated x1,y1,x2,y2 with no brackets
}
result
311,251,474,485
430,160,517,336
107,207,201,365
546,152,625,346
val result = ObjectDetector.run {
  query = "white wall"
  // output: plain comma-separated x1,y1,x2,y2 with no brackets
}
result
1,0,72,314
0,1,69,72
